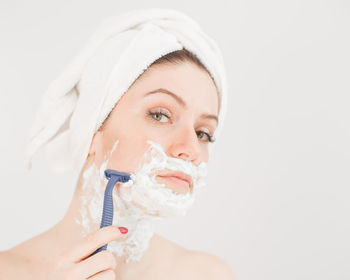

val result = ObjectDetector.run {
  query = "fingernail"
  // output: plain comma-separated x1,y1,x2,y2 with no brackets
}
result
118,227,128,234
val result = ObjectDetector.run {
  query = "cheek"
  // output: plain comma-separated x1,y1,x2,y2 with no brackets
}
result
200,146,209,163
106,138,151,174
100,110,170,173
105,126,170,171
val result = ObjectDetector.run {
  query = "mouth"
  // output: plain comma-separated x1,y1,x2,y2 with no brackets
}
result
156,171,193,192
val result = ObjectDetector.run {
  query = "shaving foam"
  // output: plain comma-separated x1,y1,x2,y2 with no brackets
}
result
75,139,208,263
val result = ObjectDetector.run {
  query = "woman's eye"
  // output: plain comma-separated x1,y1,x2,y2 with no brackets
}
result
197,131,210,141
147,109,171,123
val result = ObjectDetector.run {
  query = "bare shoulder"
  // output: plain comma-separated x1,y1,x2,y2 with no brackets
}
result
0,249,45,279
0,250,25,278
185,250,236,280
141,235,235,280
168,242,235,280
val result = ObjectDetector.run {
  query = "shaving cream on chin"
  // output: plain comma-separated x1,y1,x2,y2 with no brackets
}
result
77,139,208,263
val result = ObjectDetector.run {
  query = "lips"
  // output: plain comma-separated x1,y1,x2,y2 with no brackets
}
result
157,171,193,190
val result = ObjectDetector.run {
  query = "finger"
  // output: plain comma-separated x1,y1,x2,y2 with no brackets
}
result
74,250,117,279
63,225,127,263
87,269,116,280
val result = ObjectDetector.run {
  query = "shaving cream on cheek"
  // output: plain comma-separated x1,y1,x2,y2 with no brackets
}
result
75,141,120,235
75,139,208,263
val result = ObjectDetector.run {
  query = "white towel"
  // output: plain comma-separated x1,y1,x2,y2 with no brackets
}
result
25,8,229,178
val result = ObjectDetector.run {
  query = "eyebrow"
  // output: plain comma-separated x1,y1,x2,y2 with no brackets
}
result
144,88,219,124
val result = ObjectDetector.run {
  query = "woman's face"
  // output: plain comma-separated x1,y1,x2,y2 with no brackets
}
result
88,61,219,194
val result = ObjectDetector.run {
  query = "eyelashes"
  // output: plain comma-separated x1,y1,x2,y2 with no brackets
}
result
146,108,216,143
147,108,171,123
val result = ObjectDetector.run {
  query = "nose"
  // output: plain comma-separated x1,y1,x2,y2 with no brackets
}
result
168,126,201,162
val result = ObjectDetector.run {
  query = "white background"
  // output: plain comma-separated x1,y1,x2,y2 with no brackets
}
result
0,1,349,279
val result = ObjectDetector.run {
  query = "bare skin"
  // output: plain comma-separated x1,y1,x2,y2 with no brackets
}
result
0,61,235,279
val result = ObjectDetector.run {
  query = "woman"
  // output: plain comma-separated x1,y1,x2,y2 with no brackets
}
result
0,8,234,279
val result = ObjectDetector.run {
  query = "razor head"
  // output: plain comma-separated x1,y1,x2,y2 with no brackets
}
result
104,169,131,183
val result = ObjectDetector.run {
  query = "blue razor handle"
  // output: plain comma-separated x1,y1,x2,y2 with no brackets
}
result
89,169,131,256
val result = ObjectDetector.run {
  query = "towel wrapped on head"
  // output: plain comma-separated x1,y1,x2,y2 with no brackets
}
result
25,8,228,179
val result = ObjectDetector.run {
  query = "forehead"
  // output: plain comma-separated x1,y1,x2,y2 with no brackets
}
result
127,62,219,115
